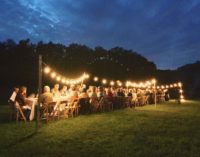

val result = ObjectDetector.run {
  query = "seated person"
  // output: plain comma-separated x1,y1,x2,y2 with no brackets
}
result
97,86,105,99
89,86,98,101
15,86,31,119
79,88,89,99
60,85,68,96
41,86,53,105
106,88,114,102
68,86,78,104
41,86,54,114
51,84,61,97
15,86,28,107
127,89,133,97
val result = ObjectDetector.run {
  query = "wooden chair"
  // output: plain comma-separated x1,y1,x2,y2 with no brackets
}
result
98,97,105,112
15,101,27,122
90,99,100,113
65,100,79,118
8,100,15,121
104,98,113,111
40,102,55,123
124,97,132,108
52,101,69,120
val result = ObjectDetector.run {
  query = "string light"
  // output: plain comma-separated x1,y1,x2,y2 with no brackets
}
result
126,81,130,87
117,81,122,87
94,77,98,82
151,79,156,84
56,76,61,81
61,78,66,83
51,72,56,78
102,79,107,84
44,65,186,103
44,67,51,74
110,81,115,86
44,66,89,85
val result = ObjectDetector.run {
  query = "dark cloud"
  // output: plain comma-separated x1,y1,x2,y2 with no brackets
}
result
0,0,200,69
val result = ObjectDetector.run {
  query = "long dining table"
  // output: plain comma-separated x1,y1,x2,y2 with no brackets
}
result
26,96,69,121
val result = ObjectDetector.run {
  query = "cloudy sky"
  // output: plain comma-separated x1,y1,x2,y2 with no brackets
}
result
0,0,200,69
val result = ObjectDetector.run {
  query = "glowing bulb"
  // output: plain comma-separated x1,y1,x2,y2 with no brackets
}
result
133,83,136,87
44,67,51,74
174,83,177,87
102,79,107,84
110,81,115,86
180,98,185,103
126,81,130,87
61,78,66,83
85,74,90,79
151,79,156,84
51,72,56,78
94,77,98,82
118,82,122,86
180,89,183,93
146,81,151,85
178,82,182,87
180,95,184,99
56,76,61,81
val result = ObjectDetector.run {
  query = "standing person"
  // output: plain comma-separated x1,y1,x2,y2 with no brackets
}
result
8,87,19,121
165,90,170,101
9,87,19,103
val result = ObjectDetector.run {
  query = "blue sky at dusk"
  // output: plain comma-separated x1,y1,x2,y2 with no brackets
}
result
0,0,200,69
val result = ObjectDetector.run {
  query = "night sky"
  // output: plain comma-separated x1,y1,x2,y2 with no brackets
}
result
0,0,200,69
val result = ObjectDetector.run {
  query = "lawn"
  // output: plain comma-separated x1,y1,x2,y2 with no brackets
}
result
0,100,200,157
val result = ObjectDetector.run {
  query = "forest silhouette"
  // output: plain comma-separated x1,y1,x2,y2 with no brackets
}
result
0,39,200,102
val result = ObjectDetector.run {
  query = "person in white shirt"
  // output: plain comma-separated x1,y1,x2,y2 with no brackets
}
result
9,87,19,102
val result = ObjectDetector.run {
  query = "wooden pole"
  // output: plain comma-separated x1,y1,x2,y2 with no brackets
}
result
36,55,42,131
154,82,157,107
81,72,85,87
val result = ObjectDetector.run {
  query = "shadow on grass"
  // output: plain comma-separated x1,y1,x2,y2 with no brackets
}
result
0,131,38,151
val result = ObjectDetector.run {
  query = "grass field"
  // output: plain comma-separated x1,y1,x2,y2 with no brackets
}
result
0,100,200,157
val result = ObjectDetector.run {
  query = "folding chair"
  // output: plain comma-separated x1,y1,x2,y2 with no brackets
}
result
98,97,105,112
15,102,26,122
90,99,100,113
65,100,79,118
8,100,15,121
40,102,55,123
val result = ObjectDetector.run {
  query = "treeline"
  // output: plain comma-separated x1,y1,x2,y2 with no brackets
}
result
0,39,199,101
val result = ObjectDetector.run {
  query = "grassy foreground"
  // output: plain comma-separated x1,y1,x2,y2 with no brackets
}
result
0,100,200,157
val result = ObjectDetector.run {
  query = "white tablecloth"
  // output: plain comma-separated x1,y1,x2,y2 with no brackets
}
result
26,96,68,121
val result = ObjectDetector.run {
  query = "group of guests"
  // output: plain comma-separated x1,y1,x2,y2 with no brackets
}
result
9,86,31,119
40,84,170,110
9,84,171,120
